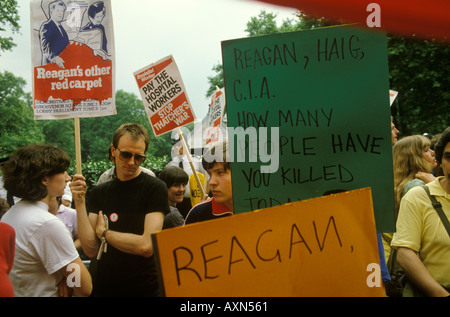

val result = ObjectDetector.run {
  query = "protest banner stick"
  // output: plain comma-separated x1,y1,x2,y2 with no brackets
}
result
177,128,205,198
74,117,82,174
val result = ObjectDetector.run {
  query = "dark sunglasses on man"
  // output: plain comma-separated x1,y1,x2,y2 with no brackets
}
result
115,148,147,164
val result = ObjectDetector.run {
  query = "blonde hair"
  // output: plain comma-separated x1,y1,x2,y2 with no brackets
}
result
112,123,150,152
393,135,433,216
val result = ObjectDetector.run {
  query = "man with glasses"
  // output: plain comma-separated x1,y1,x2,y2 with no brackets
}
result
70,123,170,296
97,145,155,185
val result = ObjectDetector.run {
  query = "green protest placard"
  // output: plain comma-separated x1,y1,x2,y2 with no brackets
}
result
221,25,394,233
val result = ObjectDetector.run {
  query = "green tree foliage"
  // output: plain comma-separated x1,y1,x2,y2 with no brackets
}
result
80,89,174,161
292,11,338,30
206,64,224,98
0,0,20,54
245,10,285,37
244,10,333,37
0,71,44,158
39,118,75,160
388,36,450,136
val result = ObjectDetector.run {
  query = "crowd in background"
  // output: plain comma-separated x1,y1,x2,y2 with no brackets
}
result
0,121,449,297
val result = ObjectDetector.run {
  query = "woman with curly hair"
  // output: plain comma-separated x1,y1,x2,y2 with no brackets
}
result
0,144,92,297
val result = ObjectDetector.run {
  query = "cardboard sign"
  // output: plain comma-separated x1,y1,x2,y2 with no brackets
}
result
221,25,394,233
389,90,398,106
152,188,384,297
31,0,116,120
134,55,196,136
206,88,226,145
189,172,205,207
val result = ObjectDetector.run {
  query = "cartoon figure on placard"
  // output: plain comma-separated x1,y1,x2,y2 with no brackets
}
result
38,0,111,67
39,0,69,68
79,1,110,60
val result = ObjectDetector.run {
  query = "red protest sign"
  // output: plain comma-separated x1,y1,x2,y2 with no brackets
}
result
205,88,226,145
31,0,116,120
34,43,113,113
134,55,196,136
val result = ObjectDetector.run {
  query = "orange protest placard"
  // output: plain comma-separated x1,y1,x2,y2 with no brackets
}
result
152,188,385,297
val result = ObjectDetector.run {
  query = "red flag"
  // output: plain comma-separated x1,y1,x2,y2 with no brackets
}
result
256,0,450,42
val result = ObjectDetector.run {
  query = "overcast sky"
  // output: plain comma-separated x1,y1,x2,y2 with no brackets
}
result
0,0,297,120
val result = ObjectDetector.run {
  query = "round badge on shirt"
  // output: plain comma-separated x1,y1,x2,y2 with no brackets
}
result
110,213,118,222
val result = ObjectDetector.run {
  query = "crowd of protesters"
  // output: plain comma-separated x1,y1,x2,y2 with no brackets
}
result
0,122,449,297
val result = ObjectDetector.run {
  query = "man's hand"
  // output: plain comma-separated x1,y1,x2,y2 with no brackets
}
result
70,174,87,202
96,210,107,239
58,278,73,297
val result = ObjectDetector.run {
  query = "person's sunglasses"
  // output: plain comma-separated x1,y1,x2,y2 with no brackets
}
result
116,148,147,164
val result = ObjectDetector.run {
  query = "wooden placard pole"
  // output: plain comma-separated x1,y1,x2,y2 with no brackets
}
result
177,128,205,198
74,117,82,174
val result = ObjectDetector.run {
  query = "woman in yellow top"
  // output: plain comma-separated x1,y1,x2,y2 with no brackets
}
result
391,128,450,296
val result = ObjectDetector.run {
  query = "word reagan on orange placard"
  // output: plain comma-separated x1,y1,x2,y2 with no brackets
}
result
134,55,196,136
152,188,385,297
